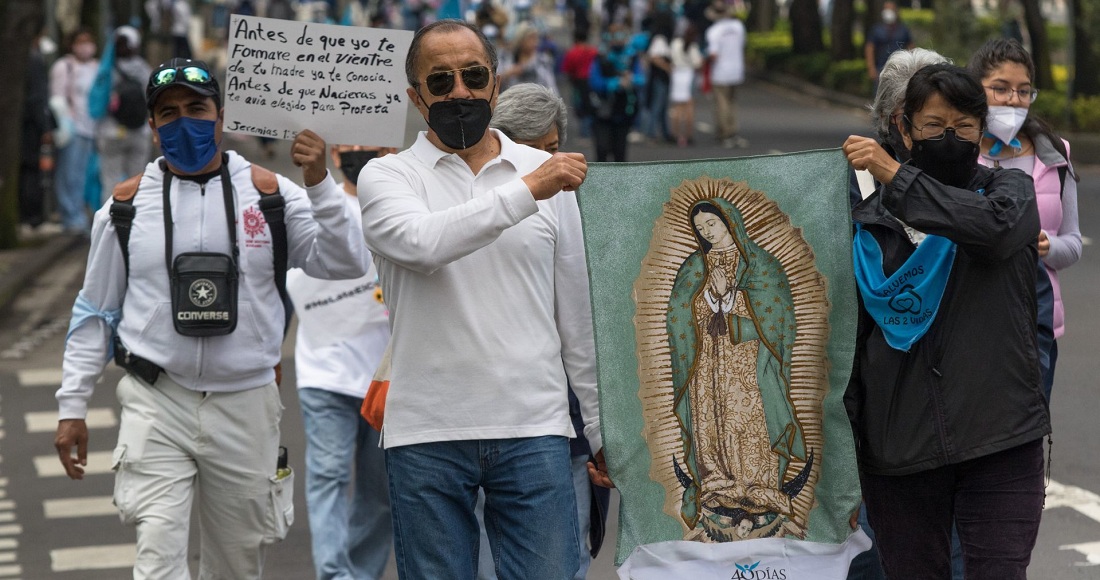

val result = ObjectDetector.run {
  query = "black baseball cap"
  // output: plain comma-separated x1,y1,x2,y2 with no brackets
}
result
146,58,221,110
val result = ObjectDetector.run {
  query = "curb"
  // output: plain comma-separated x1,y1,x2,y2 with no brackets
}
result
0,234,86,315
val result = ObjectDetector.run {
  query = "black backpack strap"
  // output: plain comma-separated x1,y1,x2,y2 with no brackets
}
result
251,163,291,334
110,172,143,278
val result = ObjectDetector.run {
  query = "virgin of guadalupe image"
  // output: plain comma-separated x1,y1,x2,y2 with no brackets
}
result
633,179,830,543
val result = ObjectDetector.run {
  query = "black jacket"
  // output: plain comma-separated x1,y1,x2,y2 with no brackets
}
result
846,163,1051,476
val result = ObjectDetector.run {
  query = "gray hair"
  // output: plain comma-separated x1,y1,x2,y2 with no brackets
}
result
490,83,568,145
405,19,499,88
870,48,951,139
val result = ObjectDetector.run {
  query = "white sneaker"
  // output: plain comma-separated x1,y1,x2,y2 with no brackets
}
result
723,136,750,149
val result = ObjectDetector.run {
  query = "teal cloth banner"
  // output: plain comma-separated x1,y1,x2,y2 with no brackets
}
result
576,150,863,567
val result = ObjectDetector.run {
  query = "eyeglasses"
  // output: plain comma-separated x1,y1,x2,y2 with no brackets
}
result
984,85,1038,103
151,66,214,88
418,65,492,97
904,116,982,142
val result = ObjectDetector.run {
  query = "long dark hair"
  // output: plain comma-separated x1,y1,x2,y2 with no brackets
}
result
689,202,732,254
966,38,1067,161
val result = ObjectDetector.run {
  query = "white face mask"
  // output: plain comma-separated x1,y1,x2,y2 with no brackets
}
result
986,105,1029,145
72,42,95,61
882,9,897,24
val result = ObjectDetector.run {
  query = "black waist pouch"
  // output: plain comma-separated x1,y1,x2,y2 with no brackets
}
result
170,252,238,336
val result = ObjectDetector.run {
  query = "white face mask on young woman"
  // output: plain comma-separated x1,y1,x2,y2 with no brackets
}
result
986,105,1029,145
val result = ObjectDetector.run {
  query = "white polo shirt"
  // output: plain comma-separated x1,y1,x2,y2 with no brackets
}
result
358,130,601,452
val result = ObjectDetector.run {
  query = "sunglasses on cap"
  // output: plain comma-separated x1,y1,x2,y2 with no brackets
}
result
150,65,215,88
419,65,492,97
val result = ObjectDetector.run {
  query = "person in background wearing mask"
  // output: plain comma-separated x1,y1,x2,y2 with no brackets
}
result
95,26,153,201
287,143,397,580
484,83,612,580
846,46,976,580
588,21,644,161
49,27,99,234
842,63,1049,579
968,38,1082,401
54,58,369,579
358,20,610,579
864,1,913,94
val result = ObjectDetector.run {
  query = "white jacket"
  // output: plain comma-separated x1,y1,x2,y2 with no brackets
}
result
59,151,369,419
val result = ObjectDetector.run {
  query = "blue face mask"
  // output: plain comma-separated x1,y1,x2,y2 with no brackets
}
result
157,116,220,173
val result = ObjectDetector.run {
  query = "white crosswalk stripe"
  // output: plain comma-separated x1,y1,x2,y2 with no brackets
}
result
1058,541,1100,566
7,368,136,575
50,544,136,572
25,408,117,433
34,450,113,478
43,496,117,519
15,368,62,387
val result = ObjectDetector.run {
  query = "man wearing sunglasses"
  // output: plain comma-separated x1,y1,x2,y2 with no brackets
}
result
358,20,608,580
54,58,369,579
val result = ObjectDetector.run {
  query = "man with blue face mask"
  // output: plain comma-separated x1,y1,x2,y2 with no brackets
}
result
358,19,610,580
54,57,370,579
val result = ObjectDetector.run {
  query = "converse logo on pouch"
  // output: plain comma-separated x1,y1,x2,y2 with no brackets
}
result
731,559,788,580
189,279,218,307
243,206,271,249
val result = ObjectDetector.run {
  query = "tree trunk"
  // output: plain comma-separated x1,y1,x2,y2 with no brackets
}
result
1020,0,1054,89
830,0,856,60
1074,0,1100,95
748,0,776,32
930,0,976,62
789,0,824,54
0,0,47,248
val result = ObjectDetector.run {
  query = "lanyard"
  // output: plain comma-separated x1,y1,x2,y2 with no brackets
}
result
161,155,239,273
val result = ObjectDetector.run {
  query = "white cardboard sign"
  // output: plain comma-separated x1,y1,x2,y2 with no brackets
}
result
223,15,412,146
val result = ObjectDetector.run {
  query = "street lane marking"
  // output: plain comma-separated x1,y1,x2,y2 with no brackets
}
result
1046,479,1100,524
33,451,112,478
0,553,13,563
0,564,21,577
44,496,116,519
1059,541,1100,566
0,514,12,524
0,525,22,536
25,408,117,433
1081,236,1093,246
0,540,13,550
51,544,135,572
16,368,62,387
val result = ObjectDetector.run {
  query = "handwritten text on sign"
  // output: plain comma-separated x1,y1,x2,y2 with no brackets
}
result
224,15,412,146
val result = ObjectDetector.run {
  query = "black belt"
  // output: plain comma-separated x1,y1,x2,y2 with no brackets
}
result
113,337,164,385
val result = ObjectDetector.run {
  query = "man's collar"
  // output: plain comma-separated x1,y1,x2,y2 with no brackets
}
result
411,128,520,169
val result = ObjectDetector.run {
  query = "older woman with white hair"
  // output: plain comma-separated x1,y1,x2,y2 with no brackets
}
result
485,88,609,580
491,82,569,153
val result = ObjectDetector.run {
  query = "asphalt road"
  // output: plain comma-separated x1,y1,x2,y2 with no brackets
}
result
1,78,1097,579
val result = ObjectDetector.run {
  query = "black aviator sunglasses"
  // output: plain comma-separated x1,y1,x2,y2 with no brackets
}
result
419,65,492,97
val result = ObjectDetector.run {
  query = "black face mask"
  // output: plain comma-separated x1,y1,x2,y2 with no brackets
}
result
886,123,911,163
427,98,492,150
908,131,979,188
337,150,378,186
